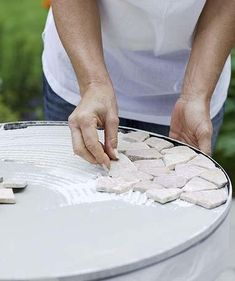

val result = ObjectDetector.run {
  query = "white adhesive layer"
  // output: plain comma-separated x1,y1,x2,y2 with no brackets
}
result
0,127,156,208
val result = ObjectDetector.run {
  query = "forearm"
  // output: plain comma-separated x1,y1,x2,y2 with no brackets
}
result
182,0,235,103
51,0,110,94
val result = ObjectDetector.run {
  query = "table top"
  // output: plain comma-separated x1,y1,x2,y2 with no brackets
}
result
0,122,232,280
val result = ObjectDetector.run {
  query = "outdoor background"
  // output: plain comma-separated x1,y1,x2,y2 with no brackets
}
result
0,0,234,187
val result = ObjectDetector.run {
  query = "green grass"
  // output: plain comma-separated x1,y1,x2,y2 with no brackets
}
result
0,0,47,120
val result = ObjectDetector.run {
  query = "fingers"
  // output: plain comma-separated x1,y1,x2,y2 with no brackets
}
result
70,126,97,164
104,114,119,160
196,119,213,155
169,128,186,144
80,120,111,168
170,130,212,155
69,113,110,167
198,131,212,155
170,128,199,151
169,130,180,141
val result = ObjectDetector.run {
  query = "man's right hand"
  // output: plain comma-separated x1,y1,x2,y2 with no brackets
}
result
68,82,119,169
52,0,119,168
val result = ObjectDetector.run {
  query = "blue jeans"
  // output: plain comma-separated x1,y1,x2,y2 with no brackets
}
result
43,74,225,152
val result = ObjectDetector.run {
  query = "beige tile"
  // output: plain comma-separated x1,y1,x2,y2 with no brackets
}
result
0,188,15,204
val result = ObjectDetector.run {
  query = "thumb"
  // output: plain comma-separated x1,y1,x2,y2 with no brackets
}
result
198,127,212,156
104,114,119,160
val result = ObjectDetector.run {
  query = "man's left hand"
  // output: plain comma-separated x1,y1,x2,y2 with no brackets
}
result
169,97,213,155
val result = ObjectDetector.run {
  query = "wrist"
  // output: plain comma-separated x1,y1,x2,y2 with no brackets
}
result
79,73,113,95
180,91,210,105
181,65,214,106
179,91,211,110
181,80,211,106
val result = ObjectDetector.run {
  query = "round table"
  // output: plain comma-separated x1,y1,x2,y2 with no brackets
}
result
0,122,232,281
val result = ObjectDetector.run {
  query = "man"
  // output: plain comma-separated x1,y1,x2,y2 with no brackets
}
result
42,0,235,169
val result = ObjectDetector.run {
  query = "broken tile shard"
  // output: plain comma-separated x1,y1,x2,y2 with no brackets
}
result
175,164,207,180
146,188,182,204
3,181,28,189
182,177,219,192
188,154,216,169
96,176,136,194
133,181,164,193
163,153,195,169
133,171,154,181
0,188,16,204
199,167,228,188
125,148,162,161
144,137,174,151
134,159,165,169
118,140,149,153
161,145,197,157
109,153,137,178
180,188,227,209
122,131,150,143
154,173,188,189
134,159,170,176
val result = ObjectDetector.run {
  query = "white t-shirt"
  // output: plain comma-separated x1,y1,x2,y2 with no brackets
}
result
42,0,231,125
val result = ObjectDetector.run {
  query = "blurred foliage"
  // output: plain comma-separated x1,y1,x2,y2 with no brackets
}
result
0,0,47,121
0,0,234,186
214,49,235,185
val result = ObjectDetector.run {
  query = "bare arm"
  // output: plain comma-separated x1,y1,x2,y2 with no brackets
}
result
51,0,119,168
170,0,235,154
182,0,235,102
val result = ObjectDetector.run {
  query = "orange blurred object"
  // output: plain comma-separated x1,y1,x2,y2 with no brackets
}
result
42,0,51,9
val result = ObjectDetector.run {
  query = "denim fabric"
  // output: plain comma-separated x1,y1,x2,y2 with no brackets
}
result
43,74,76,121
43,74,225,152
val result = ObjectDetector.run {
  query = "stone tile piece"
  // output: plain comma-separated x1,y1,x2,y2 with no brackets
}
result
0,188,16,204
134,159,164,169
134,159,170,177
125,148,162,161
133,171,154,181
146,188,182,204
122,131,150,143
180,188,228,209
175,164,207,180
118,140,149,153
163,153,196,169
154,173,188,189
3,180,28,189
161,145,197,157
182,177,219,192
133,181,164,193
188,154,216,169
96,176,136,194
141,167,171,177
199,167,228,188
144,137,174,151
109,153,137,178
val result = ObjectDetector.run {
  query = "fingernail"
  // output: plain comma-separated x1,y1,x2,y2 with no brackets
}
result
114,149,119,159
102,164,109,173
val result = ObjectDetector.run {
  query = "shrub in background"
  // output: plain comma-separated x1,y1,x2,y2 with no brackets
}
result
0,0,46,121
214,50,235,185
